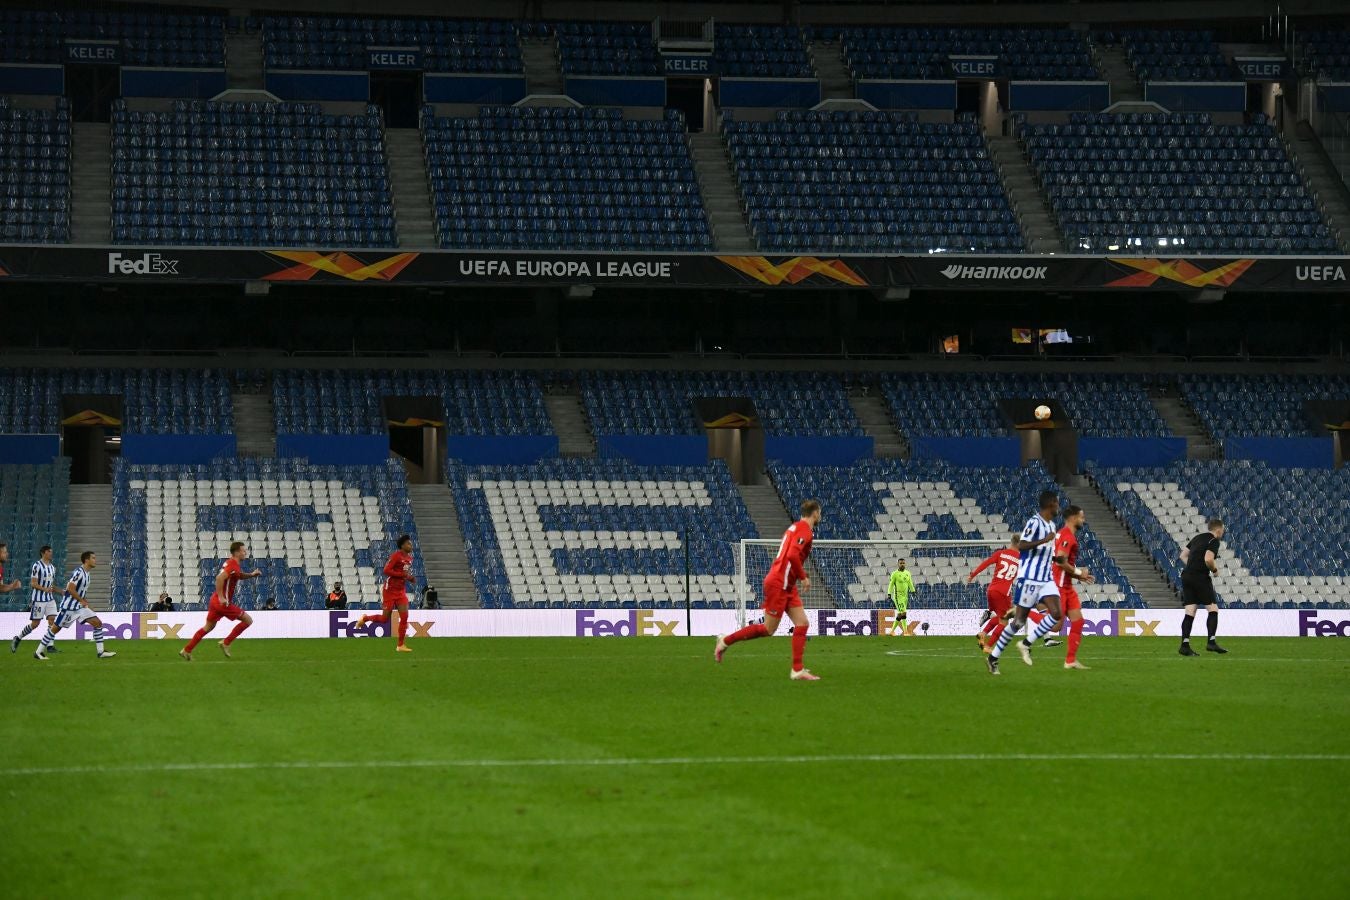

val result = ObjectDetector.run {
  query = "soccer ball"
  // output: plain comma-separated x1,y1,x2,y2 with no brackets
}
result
1034,405,1052,421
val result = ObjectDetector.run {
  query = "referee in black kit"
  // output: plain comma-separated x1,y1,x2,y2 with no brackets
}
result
1178,518,1228,656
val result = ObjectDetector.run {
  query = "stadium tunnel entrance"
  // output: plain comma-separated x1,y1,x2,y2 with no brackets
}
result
1002,398,1078,482
371,70,421,128
65,62,118,123
665,76,715,132
384,396,444,484
697,397,765,484
60,394,121,484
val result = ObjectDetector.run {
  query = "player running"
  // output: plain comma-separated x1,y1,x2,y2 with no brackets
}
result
969,535,1020,651
1053,505,1095,670
887,558,916,636
10,545,62,653
180,541,262,661
33,552,115,660
986,490,1063,676
715,500,822,680
1178,518,1227,656
354,534,416,653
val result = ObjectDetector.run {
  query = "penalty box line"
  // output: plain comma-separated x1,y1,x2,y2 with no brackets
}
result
2,752,1347,778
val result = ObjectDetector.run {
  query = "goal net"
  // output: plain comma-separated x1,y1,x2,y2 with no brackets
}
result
735,538,1008,626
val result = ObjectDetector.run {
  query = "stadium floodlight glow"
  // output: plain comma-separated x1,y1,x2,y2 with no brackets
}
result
1159,238,1169,246
1107,244,1120,251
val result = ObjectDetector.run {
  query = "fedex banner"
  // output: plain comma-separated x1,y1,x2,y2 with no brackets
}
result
2,608,1346,640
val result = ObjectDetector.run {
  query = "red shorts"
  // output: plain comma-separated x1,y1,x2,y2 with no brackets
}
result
207,596,244,623
987,585,1012,617
382,592,409,613
762,583,802,616
1060,586,1081,614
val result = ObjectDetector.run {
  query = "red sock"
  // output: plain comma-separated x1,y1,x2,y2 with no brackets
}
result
980,617,999,636
223,620,250,646
1027,609,1044,626
1066,618,1084,663
184,628,207,653
397,612,408,647
791,624,808,672
365,613,388,625
724,623,769,645
988,622,1007,647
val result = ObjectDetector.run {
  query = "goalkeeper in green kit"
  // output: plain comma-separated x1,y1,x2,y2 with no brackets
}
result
887,559,916,635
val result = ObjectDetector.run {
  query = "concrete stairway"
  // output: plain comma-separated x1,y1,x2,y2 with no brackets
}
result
848,389,907,458
385,128,438,248
1150,390,1221,460
408,483,479,609
521,36,563,94
232,393,277,458
989,135,1063,254
1094,44,1143,103
225,31,265,90
737,482,836,606
1286,126,1350,253
70,123,110,244
809,39,853,100
689,131,755,252
65,485,113,612
1065,475,1180,608
543,387,596,456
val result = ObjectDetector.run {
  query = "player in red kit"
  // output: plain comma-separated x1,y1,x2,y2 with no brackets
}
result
354,534,416,653
1054,505,1095,670
968,535,1021,651
180,541,262,661
714,500,822,680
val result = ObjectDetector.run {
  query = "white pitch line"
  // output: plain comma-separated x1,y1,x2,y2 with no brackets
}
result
1,752,1346,778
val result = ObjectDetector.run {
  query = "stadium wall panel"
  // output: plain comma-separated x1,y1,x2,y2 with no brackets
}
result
1144,81,1245,112
1223,436,1335,468
0,64,63,95
1321,84,1350,113
854,80,956,110
120,434,236,464
1078,437,1186,467
0,434,60,464
597,435,707,466
444,435,558,465
562,76,665,107
910,437,1021,467
424,73,528,104
719,78,821,109
1008,81,1110,111
122,68,227,99
264,70,369,102
275,434,389,465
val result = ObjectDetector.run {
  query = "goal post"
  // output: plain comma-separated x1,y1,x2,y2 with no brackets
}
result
735,538,1009,627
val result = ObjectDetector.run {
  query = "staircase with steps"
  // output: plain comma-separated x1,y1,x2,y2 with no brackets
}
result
408,483,479,609
521,36,563,94
1285,124,1350,253
70,123,110,243
989,135,1064,254
225,31,265,90
1150,390,1221,460
543,387,596,457
65,485,113,612
1093,44,1143,103
847,389,907,458
385,128,438,248
809,39,853,100
736,482,837,606
232,393,277,458
689,131,755,252
1064,475,1180,608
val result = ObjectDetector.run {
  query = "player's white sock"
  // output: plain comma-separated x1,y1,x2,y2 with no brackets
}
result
93,627,105,654
16,622,36,639
39,628,56,649
990,620,1023,659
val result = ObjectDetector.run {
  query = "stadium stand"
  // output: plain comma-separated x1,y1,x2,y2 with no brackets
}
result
715,24,813,78
0,460,70,611
1088,460,1349,609
1019,112,1340,254
0,368,232,434
111,100,396,247
263,15,522,72
834,26,1098,80
272,369,551,436
1178,374,1350,440
770,458,1141,608
1111,29,1235,82
110,457,423,611
1297,30,1350,80
0,8,225,66
727,110,1022,254
423,106,711,250
878,373,1169,439
581,371,863,437
0,98,70,244
450,459,755,608
548,21,661,76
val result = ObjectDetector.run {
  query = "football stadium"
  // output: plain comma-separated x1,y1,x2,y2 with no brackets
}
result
1,0,1348,896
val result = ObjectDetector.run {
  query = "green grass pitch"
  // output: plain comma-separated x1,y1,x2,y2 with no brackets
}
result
1,636,1347,899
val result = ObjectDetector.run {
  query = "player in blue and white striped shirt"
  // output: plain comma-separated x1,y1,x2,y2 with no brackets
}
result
33,551,116,661
9,545,63,653
987,490,1063,676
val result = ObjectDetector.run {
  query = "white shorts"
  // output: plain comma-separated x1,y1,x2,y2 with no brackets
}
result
1014,579,1060,609
53,606,98,629
30,599,57,620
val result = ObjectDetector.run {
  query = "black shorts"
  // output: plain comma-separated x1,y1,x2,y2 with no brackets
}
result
1181,577,1218,608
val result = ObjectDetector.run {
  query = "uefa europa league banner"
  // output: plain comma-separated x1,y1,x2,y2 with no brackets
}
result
2,608,1345,640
